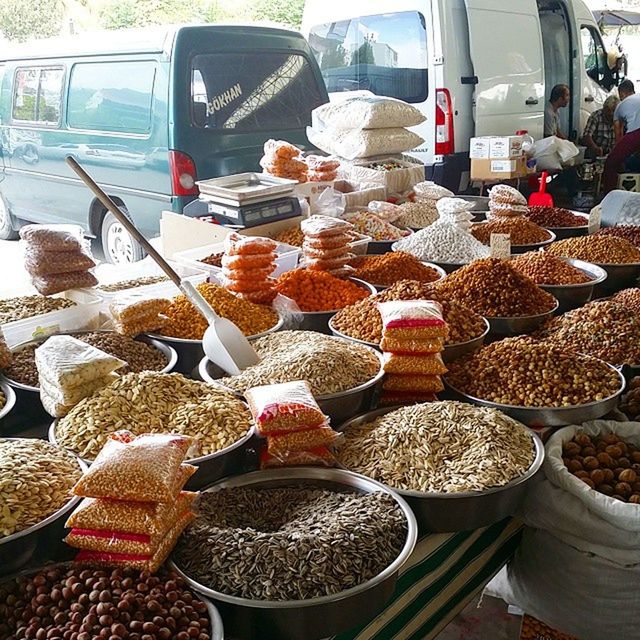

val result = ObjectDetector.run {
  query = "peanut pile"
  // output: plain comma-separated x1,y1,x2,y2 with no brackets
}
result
331,280,487,345
446,336,621,407
350,252,442,287
563,431,640,503
471,218,551,246
526,206,586,228
611,288,640,316
547,235,640,264
436,258,557,317
596,225,640,248
510,252,592,285
535,300,640,366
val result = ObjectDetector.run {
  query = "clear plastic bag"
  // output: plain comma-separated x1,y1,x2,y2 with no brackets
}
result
307,125,424,161
221,253,276,269
343,211,408,241
31,271,98,295
263,139,302,160
489,184,528,206
24,247,95,277
488,202,529,218
260,445,336,469
303,233,352,250
309,170,338,182
305,155,340,171
380,336,445,354
367,201,404,223
72,431,194,502
267,426,342,456
35,335,125,389
0,328,11,370
304,255,354,272
301,215,353,238
311,96,426,130
110,296,171,337
224,232,277,256
40,372,117,407
302,243,350,260
436,197,476,216
40,391,75,418
382,374,445,393
378,300,447,333
19,224,84,252
246,380,327,435
413,181,454,201
383,352,447,375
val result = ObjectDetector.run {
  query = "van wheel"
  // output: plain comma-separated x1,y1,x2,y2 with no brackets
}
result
100,210,145,264
0,194,18,240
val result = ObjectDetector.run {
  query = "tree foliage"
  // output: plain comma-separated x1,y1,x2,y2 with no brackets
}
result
99,0,202,29
250,0,304,28
0,0,64,42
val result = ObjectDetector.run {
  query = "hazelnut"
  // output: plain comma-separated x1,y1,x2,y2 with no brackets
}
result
563,442,581,457
566,459,583,473
619,469,637,484
599,484,614,496
581,477,596,489
583,456,599,470
603,469,615,483
603,433,620,445
615,482,632,498
574,433,593,447
597,452,615,468
619,457,631,469
590,469,605,486
575,470,590,480
606,445,623,459
632,482,640,493
581,446,597,457
628,495,640,504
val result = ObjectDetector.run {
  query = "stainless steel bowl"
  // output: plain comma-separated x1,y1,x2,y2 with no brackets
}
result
328,317,490,365
592,262,640,295
1,333,178,395
48,420,258,490
0,441,86,576
545,211,590,240
292,278,376,335
0,379,16,421
170,467,418,640
432,260,469,274
510,230,557,254
445,364,625,428
366,229,414,255
365,261,447,293
149,313,284,375
199,345,385,426
487,299,559,337
536,258,607,312
337,407,544,533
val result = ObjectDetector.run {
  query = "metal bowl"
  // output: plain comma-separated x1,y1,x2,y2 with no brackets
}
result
445,364,625,428
199,345,385,426
0,440,87,576
0,379,16,422
337,407,544,533
149,313,284,375
487,299,559,337
431,260,469,274
170,467,418,640
545,211,590,240
592,262,640,295
48,420,257,490
536,258,607,312
292,279,376,335
366,229,414,255
328,316,490,364
364,262,447,292
470,222,556,254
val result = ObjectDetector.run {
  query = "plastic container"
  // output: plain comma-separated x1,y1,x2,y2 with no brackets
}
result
174,241,301,281
348,233,371,256
1,291,102,348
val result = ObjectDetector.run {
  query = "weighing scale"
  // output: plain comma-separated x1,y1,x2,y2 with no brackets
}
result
184,172,301,228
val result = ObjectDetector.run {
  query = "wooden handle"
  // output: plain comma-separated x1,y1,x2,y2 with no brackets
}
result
65,155,181,287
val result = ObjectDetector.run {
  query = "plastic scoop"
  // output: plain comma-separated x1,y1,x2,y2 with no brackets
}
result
528,171,554,208
65,156,259,375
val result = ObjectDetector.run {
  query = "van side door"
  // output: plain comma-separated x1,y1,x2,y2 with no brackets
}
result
464,0,545,139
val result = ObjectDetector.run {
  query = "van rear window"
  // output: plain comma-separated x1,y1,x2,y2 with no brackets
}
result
308,11,428,103
191,52,325,131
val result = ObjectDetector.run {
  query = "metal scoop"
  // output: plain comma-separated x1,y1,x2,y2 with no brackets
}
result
66,156,259,375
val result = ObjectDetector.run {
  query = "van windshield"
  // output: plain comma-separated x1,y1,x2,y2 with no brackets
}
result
308,11,428,103
191,52,325,131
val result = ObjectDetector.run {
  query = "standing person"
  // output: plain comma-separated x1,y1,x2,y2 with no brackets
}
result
581,95,620,158
544,84,570,139
603,80,640,193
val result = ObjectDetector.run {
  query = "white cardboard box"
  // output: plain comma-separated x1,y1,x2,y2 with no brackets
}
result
490,136,524,159
470,137,492,159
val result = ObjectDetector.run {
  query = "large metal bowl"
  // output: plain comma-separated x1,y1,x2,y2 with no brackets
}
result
149,313,284,375
366,229,414,255
328,316,490,364
545,211,590,240
337,407,544,533
445,363,625,428
170,467,418,640
471,222,556,255
48,420,258,490
487,299,559,337
292,278,376,335
199,345,385,426
536,258,607,312
592,262,640,295
0,440,87,576
0,379,16,422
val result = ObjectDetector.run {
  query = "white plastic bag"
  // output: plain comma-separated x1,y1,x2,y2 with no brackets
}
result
532,137,563,172
311,96,426,131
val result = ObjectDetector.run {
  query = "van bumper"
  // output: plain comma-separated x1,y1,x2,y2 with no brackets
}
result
426,153,470,193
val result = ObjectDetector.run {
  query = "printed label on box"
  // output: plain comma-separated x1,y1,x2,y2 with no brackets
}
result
490,136,524,159
491,160,517,173
470,137,492,159
490,233,511,259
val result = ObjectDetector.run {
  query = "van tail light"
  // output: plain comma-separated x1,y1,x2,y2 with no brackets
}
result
435,88,454,156
169,150,199,196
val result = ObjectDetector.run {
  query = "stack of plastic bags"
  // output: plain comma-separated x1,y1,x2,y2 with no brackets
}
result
301,215,355,278
260,139,308,182
413,181,454,212
488,184,528,219
20,224,97,295
436,197,476,231
35,335,125,417
378,300,449,406
110,295,171,337
247,380,340,468
307,96,425,161
305,155,340,182
65,431,198,572
221,232,277,305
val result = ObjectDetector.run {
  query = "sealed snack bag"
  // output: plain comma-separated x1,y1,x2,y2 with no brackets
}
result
377,300,449,341
110,296,171,337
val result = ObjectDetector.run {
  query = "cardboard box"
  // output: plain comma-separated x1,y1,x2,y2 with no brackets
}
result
470,137,492,159
490,135,524,159
520,614,579,640
470,157,528,181
333,180,387,210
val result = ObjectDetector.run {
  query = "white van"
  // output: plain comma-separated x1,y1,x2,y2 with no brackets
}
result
302,0,617,192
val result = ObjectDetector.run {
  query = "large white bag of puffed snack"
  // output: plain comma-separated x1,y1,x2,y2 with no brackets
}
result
311,96,426,131
486,420,640,640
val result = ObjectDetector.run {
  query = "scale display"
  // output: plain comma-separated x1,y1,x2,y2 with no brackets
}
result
203,196,301,227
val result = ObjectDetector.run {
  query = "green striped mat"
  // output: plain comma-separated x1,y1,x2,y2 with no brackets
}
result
332,518,523,640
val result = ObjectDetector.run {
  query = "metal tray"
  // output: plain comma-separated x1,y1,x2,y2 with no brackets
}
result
196,173,297,204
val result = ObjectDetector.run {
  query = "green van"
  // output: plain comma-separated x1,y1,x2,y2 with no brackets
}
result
0,25,328,262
